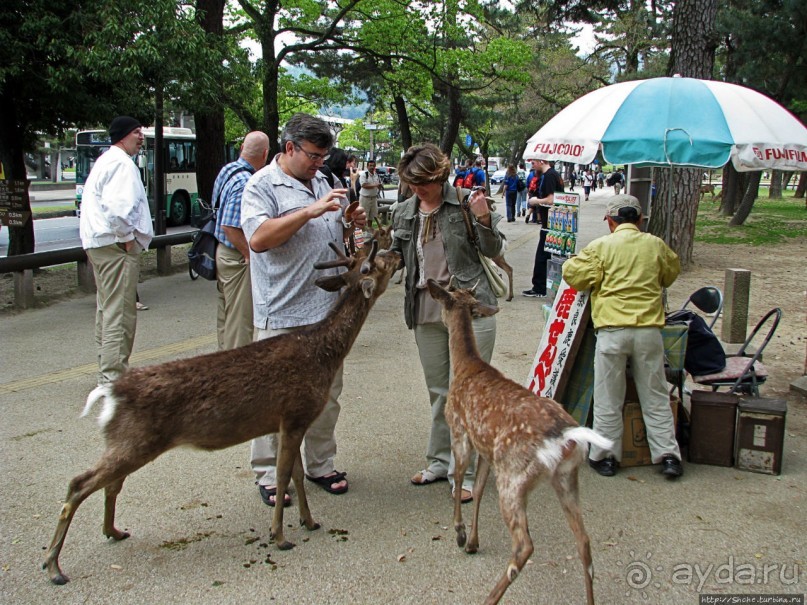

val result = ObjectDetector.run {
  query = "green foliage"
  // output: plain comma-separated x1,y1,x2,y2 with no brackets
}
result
696,195,807,245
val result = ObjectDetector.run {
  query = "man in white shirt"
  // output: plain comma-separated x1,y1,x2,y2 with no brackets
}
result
79,116,154,385
358,160,382,226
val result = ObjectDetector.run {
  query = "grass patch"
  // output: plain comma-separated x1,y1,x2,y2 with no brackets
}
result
32,204,74,215
695,194,806,246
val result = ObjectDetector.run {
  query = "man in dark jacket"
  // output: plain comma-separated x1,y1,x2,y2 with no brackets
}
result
522,158,563,297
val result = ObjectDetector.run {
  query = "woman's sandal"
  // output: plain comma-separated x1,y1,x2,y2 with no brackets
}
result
258,485,291,507
305,470,349,495
411,469,448,485
452,486,474,504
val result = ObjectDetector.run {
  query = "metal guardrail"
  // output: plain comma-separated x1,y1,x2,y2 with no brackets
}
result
1,232,195,310
0,231,194,273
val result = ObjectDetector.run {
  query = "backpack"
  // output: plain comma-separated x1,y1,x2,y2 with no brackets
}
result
666,309,727,376
606,173,617,186
462,168,476,189
187,216,218,281
516,177,526,192
188,165,250,281
453,173,465,188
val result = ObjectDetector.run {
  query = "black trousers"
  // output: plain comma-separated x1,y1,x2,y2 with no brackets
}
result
530,228,550,294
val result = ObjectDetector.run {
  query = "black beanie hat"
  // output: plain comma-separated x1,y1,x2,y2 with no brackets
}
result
109,116,141,145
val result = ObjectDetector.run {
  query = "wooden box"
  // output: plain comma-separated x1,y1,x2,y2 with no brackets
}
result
734,398,787,475
688,390,739,467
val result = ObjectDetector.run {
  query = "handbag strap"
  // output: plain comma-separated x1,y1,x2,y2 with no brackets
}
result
455,186,478,247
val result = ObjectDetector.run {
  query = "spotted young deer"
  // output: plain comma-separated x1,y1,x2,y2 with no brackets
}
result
43,241,400,585
427,279,611,605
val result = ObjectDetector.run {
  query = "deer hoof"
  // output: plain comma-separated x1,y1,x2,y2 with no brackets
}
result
44,563,69,585
105,529,130,541
456,528,467,547
276,540,296,551
465,542,479,555
300,520,320,531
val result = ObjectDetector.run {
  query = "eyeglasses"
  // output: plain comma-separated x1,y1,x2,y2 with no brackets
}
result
293,143,330,162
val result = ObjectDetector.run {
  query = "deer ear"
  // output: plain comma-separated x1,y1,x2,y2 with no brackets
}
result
361,279,376,299
426,279,450,303
315,274,347,292
473,303,500,318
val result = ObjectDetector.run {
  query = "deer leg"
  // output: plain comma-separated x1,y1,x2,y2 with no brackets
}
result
103,477,130,541
465,455,491,554
291,450,319,531
450,428,472,549
271,429,304,550
44,457,136,585
492,256,514,302
552,463,595,605
485,478,534,605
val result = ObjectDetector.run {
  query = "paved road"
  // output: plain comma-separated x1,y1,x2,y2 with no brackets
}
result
1,187,804,604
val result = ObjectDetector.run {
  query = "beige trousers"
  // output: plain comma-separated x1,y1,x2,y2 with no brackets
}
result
589,326,681,464
87,242,141,385
215,244,254,350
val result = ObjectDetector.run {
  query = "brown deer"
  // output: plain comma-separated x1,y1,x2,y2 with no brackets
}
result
43,241,400,585
427,278,611,605
699,183,716,200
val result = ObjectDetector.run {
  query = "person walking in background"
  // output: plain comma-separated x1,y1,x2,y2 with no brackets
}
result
346,154,359,203
597,170,605,190
568,169,577,191
503,164,519,222
391,143,505,505
582,169,594,201
516,161,527,217
358,159,382,227
213,131,270,351
522,158,563,298
562,195,683,479
80,116,153,386
241,113,367,507
524,164,539,224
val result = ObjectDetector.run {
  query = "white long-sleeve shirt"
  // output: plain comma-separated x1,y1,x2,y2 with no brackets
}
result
79,145,153,250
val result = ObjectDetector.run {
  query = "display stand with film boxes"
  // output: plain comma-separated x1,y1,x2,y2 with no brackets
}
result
544,192,581,305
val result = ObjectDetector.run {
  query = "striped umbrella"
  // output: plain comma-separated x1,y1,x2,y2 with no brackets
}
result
524,76,807,172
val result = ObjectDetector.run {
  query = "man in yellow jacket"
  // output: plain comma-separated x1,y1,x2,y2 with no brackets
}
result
562,195,683,479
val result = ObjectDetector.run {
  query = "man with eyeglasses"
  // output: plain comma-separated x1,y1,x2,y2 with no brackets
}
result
241,113,367,507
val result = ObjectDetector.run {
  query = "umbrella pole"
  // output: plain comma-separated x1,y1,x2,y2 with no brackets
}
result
666,166,673,245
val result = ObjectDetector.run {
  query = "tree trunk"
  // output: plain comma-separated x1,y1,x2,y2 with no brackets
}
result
393,94,413,152
721,164,748,216
194,0,226,204
0,87,35,255
729,171,762,226
795,172,806,200
439,82,462,157
768,169,782,198
648,167,700,268
654,0,717,266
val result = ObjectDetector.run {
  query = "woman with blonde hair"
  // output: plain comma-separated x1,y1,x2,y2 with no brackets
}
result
390,143,505,504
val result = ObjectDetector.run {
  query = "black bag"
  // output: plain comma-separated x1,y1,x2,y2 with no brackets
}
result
188,166,250,281
187,216,218,281
516,177,526,192
666,309,726,376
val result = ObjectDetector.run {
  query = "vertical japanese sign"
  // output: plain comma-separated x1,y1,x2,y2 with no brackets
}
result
525,279,590,399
